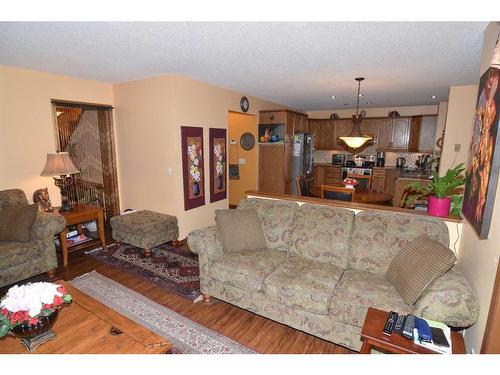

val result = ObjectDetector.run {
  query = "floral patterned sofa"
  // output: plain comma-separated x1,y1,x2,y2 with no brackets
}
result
187,198,479,352
0,189,66,288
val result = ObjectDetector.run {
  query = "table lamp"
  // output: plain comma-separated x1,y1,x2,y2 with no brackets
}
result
40,152,80,212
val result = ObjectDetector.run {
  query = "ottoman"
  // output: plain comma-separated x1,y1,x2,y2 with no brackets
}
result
110,210,179,256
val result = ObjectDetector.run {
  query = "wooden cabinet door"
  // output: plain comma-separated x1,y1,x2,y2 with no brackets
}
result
376,118,393,151
321,120,336,149
258,144,285,194
361,119,378,139
325,166,342,185
391,118,410,150
283,142,294,194
259,111,287,125
308,119,322,149
293,114,308,134
372,168,386,191
408,116,422,152
313,165,326,187
419,116,438,152
385,169,398,196
334,119,352,150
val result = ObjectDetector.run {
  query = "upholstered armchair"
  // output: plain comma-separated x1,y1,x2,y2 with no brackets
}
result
0,189,66,288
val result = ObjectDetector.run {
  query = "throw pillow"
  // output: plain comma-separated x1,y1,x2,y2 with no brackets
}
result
0,204,38,242
215,208,267,253
385,234,457,305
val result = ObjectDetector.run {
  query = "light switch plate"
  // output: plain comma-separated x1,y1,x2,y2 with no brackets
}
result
230,139,237,145
239,158,246,165
454,144,461,152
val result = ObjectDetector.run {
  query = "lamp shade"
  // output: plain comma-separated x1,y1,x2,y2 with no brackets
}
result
40,152,79,177
338,135,373,150
491,36,500,69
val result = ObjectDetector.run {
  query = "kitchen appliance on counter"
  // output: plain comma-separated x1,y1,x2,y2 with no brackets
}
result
291,133,314,195
342,160,374,188
396,157,406,169
376,151,385,167
332,153,345,166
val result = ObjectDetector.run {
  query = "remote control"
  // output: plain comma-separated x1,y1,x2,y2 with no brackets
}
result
394,314,405,334
383,311,398,335
402,314,416,339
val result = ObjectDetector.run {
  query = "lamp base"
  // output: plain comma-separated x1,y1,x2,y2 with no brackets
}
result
58,204,73,212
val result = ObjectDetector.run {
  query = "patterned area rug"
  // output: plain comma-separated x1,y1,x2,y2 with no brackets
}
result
70,271,255,354
88,243,201,301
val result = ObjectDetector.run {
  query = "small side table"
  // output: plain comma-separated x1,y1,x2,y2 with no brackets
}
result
360,307,466,354
58,204,107,267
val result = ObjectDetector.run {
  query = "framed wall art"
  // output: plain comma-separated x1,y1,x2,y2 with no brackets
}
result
181,126,205,211
209,128,227,203
462,67,500,239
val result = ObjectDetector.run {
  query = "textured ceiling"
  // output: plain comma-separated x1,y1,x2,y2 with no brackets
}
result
0,22,487,110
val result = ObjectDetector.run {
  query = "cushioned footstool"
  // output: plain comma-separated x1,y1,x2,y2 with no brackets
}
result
110,210,179,256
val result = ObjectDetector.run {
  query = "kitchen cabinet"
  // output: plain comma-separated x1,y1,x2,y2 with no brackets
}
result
376,117,410,151
333,119,352,150
258,143,285,194
313,165,326,187
312,165,341,187
372,167,398,198
418,116,438,152
408,116,422,152
290,112,309,133
259,110,308,143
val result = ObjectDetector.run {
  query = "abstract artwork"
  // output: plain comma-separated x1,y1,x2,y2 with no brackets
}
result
181,126,205,211
463,68,500,239
209,128,227,203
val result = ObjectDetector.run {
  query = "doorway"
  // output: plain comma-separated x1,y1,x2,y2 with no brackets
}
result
52,100,120,220
227,111,258,207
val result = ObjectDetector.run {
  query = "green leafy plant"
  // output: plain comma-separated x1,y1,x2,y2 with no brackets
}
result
404,163,466,214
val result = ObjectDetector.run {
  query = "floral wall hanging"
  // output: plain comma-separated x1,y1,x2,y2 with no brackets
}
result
181,126,205,210
209,128,227,203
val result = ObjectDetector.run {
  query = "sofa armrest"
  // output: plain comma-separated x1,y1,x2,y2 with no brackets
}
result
187,225,224,260
30,211,67,241
413,267,479,328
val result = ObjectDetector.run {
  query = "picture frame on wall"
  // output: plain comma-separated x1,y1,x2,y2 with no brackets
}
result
181,126,205,211
209,128,227,203
462,67,500,239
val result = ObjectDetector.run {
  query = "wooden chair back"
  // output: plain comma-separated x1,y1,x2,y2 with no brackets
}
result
320,185,355,202
296,175,313,196
347,174,372,189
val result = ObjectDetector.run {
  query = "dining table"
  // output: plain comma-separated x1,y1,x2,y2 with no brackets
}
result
310,185,393,204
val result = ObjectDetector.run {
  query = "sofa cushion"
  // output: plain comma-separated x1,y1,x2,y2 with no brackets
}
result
0,204,38,242
263,256,343,315
329,268,413,327
237,198,299,253
0,242,37,271
215,209,267,253
209,248,288,292
386,234,457,305
0,189,29,210
289,204,354,268
348,211,450,275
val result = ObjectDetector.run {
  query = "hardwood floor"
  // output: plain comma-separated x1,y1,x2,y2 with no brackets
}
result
1,242,354,354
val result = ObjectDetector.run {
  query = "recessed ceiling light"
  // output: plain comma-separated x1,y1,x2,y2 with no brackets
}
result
431,95,437,99
344,103,349,106
358,94,363,97
330,95,336,99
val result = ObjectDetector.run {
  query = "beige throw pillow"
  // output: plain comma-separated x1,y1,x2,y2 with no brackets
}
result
0,204,38,242
215,209,267,253
386,234,457,305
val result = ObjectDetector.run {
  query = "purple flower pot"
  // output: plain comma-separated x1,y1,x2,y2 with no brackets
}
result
427,196,451,217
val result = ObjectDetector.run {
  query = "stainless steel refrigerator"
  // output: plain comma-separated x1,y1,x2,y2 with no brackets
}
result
290,133,314,195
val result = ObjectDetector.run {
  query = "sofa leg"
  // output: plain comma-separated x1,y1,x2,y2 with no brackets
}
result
144,248,153,257
202,293,211,303
47,270,56,280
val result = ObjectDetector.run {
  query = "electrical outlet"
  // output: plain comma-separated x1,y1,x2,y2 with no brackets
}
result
166,167,172,176
239,158,246,165
230,139,237,145
454,144,461,152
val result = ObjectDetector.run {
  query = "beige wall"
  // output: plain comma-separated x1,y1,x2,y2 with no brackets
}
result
113,74,286,238
227,112,258,206
438,85,478,175
459,21,500,354
0,65,114,205
307,105,438,119
435,101,448,153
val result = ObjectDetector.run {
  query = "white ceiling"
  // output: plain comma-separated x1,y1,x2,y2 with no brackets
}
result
0,22,487,111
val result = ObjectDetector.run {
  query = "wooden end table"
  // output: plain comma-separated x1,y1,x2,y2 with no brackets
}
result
58,204,107,267
360,307,466,354
0,281,172,354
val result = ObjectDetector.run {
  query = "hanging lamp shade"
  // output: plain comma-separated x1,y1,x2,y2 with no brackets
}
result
338,77,373,151
491,35,500,69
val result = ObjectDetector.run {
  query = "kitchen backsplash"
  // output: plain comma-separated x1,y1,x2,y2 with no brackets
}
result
313,150,433,168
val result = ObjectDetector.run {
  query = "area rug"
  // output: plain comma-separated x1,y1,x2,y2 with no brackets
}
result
70,271,255,354
87,243,201,301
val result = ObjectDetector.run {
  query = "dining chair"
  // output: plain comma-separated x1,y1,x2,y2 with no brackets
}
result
320,185,355,202
296,175,314,197
347,174,372,189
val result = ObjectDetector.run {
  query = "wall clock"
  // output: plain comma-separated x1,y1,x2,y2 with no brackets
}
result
240,96,249,113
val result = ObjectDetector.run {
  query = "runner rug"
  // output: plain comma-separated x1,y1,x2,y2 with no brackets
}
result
87,243,201,301
70,271,255,354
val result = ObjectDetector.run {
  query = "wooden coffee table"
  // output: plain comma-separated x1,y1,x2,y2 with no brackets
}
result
360,307,465,354
0,281,172,354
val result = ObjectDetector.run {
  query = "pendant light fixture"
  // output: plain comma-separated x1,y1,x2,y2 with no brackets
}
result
338,77,373,150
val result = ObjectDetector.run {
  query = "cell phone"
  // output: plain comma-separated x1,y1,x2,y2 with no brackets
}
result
430,327,450,348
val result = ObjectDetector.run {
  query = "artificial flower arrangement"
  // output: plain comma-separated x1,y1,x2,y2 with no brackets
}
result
187,143,201,182
0,282,72,338
343,178,358,189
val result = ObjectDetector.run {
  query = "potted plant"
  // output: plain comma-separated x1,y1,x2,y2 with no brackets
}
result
343,178,359,189
404,163,466,218
0,282,72,339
